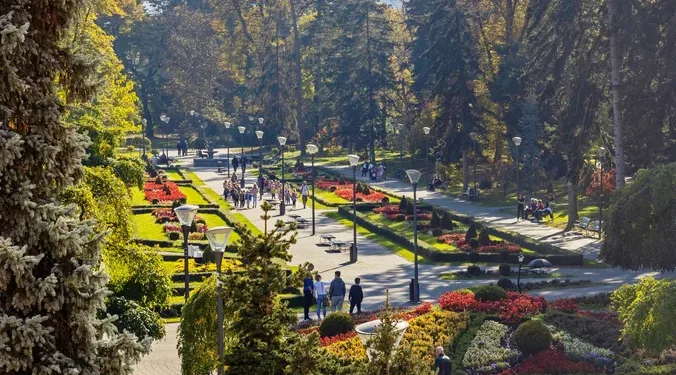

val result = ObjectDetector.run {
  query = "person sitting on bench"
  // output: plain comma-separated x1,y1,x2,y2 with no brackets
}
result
428,174,444,191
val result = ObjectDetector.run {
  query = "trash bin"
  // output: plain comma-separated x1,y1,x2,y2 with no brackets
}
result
409,278,415,302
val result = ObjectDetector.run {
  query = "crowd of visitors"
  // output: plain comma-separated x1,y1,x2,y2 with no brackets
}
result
517,193,555,222
361,162,387,181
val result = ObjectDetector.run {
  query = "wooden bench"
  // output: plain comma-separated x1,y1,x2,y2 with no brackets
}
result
461,187,480,200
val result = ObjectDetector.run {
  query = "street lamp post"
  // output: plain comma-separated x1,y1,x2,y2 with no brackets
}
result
513,136,522,194
406,169,422,303
397,123,404,180
307,144,319,236
206,226,233,375
174,205,198,302
517,253,524,293
469,132,478,201
348,154,360,263
141,119,147,157
423,127,430,183
278,136,287,216
256,131,264,199
238,126,246,188
224,122,231,178
160,114,170,158
598,147,606,239
249,116,255,153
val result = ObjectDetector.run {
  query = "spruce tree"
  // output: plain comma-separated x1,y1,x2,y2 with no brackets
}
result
478,228,491,246
465,223,478,243
430,210,441,228
441,212,454,230
0,2,148,373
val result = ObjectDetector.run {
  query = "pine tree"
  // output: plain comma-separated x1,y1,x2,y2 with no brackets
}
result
478,228,491,246
0,1,148,373
465,223,478,243
399,196,408,212
441,212,454,230
430,210,441,228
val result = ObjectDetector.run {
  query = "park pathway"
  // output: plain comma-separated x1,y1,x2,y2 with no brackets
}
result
324,164,602,260
133,161,673,375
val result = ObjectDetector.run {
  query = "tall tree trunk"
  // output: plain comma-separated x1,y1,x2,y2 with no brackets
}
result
314,0,324,138
462,149,469,190
608,0,626,187
290,0,304,155
566,181,579,230
366,1,376,164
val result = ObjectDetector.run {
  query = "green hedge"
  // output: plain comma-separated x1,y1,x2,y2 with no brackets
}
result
337,205,583,266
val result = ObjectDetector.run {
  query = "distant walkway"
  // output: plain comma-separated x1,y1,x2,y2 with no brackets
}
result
324,164,602,260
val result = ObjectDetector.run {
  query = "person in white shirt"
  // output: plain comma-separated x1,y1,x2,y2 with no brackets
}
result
300,181,310,209
313,274,327,320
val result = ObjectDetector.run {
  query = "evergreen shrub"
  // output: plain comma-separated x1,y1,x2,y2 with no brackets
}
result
514,320,552,355
474,285,507,302
319,312,355,337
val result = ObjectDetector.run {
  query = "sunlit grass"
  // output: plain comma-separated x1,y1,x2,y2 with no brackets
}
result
178,186,209,205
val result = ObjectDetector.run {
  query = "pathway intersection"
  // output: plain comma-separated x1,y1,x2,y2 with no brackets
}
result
133,156,674,375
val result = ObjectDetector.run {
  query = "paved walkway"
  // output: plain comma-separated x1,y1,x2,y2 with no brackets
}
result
133,161,674,375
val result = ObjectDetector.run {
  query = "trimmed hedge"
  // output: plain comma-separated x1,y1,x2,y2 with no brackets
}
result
337,205,583,266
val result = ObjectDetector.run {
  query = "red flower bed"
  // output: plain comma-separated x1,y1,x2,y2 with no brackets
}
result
152,208,175,219
579,311,622,325
551,298,579,314
315,179,344,190
438,234,521,253
439,291,545,325
144,181,185,203
437,234,465,244
386,213,403,220
438,291,478,312
406,213,432,221
497,349,596,375
320,331,357,347
333,187,386,202
373,205,401,215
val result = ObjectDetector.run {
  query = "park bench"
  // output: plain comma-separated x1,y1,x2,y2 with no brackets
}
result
263,155,280,166
320,234,336,245
587,220,601,236
329,240,348,252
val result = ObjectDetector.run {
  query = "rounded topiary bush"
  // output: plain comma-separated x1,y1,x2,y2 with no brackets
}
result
395,214,406,222
478,228,491,246
468,238,480,250
432,228,443,237
466,265,481,276
355,197,363,202
319,312,355,337
497,278,513,290
473,285,508,302
169,232,180,241
329,186,337,192
515,320,552,355
499,263,511,276
381,197,389,203
363,186,371,195
151,198,160,205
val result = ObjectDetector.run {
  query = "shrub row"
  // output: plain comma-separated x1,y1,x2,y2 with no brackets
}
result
337,205,583,266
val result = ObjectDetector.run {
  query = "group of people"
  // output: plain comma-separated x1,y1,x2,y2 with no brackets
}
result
175,140,189,156
428,174,446,191
223,179,259,209
231,155,247,174
302,271,364,321
361,162,387,182
517,193,555,222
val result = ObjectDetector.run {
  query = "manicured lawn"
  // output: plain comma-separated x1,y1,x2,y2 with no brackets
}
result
162,170,184,181
130,187,147,206
133,212,233,242
178,185,209,205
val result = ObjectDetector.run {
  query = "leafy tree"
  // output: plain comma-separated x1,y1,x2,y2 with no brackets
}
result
103,297,165,342
0,0,149,372
112,157,146,189
600,162,676,271
611,278,676,354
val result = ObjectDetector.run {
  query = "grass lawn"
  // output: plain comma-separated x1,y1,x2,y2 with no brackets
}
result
133,212,231,242
179,185,209,205
130,187,147,206
162,170,184,181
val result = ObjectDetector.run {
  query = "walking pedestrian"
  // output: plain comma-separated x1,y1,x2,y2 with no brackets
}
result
434,347,452,375
241,155,247,176
313,274,327,320
300,181,309,209
517,192,525,222
328,271,346,313
239,189,246,209
349,277,363,314
362,162,368,177
182,139,188,156
232,156,239,173
291,190,297,209
302,273,314,321
251,184,259,207
176,141,182,157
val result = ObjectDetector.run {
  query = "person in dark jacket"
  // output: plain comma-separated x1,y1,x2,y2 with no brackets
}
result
302,274,314,321
434,347,452,375
349,277,363,314
232,156,239,173
328,271,346,312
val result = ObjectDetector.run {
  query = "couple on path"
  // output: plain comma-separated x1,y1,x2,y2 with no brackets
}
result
303,271,363,320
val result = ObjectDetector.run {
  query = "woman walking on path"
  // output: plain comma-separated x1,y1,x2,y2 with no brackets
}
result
313,274,327,320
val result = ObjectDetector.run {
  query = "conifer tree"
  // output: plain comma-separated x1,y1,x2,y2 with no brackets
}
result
0,1,148,373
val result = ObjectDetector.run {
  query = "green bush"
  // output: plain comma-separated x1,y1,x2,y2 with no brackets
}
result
497,278,513,290
466,265,481,276
399,196,408,211
468,238,479,251
542,311,629,354
363,186,371,195
406,200,414,215
465,223,478,243
319,312,355,337
356,183,364,194
431,210,441,227
104,297,165,341
473,285,507,302
432,228,443,237
478,228,491,246
395,214,406,222
514,320,552,355
202,245,215,263
169,232,180,241
381,197,389,203
499,263,511,276
329,185,337,192
441,212,454,230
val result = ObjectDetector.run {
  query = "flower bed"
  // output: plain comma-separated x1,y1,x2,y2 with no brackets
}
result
437,234,521,254
314,179,387,202
462,320,520,373
324,336,367,362
551,298,579,314
400,310,468,364
497,348,596,375
548,325,614,363
439,291,546,326
144,181,185,203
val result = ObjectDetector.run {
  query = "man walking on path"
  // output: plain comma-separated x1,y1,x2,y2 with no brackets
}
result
328,271,346,313
434,347,452,375
348,277,363,314
301,181,309,209
232,156,239,173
